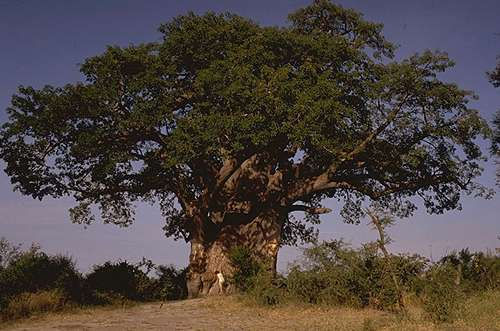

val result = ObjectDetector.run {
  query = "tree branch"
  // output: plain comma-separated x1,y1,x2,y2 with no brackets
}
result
292,94,411,200
287,205,332,214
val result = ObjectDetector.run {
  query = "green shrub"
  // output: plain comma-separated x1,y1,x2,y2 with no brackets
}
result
419,249,500,323
84,260,154,303
287,267,330,304
286,240,422,310
228,246,263,291
154,265,187,301
0,250,82,309
228,245,287,305
0,239,192,319
421,264,465,323
440,249,500,293
246,271,288,306
0,237,23,270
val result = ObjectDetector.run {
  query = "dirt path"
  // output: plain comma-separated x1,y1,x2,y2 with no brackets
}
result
3,297,345,331
4,295,496,331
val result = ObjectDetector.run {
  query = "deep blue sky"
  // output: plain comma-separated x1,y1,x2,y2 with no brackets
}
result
0,0,499,272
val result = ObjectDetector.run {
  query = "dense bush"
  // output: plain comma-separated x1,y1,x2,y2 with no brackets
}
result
246,271,288,306
84,260,155,303
417,249,500,322
83,261,188,303
228,246,288,305
229,241,428,310
420,264,465,323
439,249,500,292
0,239,188,321
0,237,23,270
228,246,263,291
154,265,188,301
0,248,82,309
286,241,427,310
231,239,499,324
1,237,498,325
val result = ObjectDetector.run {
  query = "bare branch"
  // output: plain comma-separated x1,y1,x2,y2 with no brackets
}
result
214,157,238,189
288,205,332,214
220,154,258,195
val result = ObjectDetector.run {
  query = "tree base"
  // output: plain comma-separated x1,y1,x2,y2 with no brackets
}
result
186,241,236,297
186,209,282,298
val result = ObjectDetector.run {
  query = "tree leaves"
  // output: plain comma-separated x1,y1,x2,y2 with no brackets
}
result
0,1,492,242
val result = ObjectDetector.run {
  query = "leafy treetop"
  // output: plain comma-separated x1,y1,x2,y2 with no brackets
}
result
0,0,492,244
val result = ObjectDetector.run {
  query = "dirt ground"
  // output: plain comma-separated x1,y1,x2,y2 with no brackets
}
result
2,294,499,331
1,296,390,331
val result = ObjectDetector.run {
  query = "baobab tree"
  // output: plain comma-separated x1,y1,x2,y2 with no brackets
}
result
0,0,491,297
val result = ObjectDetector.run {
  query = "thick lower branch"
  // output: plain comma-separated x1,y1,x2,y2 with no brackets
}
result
288,205,332,214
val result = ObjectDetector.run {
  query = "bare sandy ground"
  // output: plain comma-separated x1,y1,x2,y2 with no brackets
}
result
1,297,386,331
4,299,332,330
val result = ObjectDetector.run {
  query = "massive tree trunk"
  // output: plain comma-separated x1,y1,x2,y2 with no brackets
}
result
186,208,283,298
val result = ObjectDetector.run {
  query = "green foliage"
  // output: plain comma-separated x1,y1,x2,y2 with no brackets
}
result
154,265,187,301
494,111,500,155
439,249,500,292
0,248,82,309
0,237,498,325
286,241,426,310
0,239,191,321
489,58,499,180
233,240,497,322
0,237,23,270
83,260,188,304
246,272,288,306
488,60,500,186
230,240,429,311
421,264,465,323
228,246,263,291
489,58,500,88
0,1,492,246
84,261,155,302
228,246,287,305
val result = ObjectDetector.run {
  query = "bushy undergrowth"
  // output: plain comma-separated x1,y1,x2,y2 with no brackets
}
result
419,249,500,322
420,264,465,322
1,237,498,324
230,240,500,324
0,246,82,308
438,249,500,292
85,260,154,303
154,265,188,301
287,241,427,310
228,246,263,291
0,238,186,321
2,289,68,320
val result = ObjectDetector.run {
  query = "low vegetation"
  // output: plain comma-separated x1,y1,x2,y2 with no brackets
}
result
229,241,499,324
0,238,186,322
1,236,498,328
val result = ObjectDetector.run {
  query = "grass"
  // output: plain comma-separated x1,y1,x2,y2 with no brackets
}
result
0,300,137,330
201,290,500,330
1,290,68,321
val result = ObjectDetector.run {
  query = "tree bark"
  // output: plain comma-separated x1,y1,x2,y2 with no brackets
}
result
186,208,283,298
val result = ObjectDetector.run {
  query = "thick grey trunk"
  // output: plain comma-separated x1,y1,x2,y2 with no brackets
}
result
186,208,283,298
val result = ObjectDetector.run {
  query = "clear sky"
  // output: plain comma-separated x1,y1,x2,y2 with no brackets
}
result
0,0,499,272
